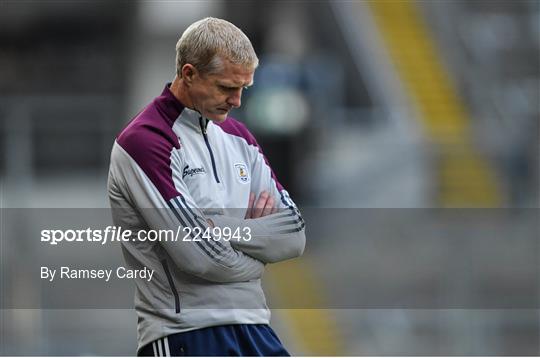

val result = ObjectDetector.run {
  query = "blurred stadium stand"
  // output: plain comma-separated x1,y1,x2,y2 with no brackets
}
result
423,0,539,207
1,0,538,355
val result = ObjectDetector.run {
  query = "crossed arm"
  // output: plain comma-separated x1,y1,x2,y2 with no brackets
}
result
209,190,306,264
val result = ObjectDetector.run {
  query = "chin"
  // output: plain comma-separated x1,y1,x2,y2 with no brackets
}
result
207,113,228,123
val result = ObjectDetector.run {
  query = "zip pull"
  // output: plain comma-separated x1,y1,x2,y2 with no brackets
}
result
199,116,208,135
198,115,220,183
199,116,206,134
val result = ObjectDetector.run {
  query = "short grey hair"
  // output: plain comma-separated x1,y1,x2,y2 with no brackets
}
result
175,17,258,77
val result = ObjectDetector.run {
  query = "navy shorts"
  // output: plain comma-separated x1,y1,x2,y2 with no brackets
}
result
138,324,290,356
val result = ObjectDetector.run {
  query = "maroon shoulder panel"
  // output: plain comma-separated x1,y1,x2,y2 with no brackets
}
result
116,85,184,201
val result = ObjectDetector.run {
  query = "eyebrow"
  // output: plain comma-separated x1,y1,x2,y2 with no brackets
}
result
218,81,254,88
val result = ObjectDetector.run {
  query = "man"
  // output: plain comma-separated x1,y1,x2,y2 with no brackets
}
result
108,17,306,356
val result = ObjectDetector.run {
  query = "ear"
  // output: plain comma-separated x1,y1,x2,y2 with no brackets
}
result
181,64,197,86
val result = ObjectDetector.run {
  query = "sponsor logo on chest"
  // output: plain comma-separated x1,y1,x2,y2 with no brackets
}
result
182,165,206,179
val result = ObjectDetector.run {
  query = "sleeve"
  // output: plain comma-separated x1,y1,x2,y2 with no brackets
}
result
210,125,306,263
109,138,265,283
211,207,306,263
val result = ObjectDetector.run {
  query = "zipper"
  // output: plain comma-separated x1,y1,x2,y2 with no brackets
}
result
160,259,180,313
199,116,221,183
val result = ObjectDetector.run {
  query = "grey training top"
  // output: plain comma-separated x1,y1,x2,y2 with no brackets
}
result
107,84,306,352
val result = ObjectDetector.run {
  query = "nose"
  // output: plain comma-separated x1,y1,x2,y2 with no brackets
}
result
226,89,242,108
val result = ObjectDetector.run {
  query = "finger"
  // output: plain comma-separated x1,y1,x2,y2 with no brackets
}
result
253,191,269,219
261,196,274,217
271,205,279,215
245,192,255,219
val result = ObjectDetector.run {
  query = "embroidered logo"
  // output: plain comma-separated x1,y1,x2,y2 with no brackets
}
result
182,165,206,179
234,163,250,184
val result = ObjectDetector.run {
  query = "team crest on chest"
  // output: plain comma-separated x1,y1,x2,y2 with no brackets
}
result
234,163,250,184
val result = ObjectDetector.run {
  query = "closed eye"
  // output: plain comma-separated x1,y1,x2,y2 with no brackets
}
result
218,83,252,90
219,85,240,91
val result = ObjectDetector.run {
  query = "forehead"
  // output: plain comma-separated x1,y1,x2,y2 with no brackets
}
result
209,60,254,86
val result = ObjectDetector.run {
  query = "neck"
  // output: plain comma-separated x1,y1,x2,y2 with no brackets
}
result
169,76,194,109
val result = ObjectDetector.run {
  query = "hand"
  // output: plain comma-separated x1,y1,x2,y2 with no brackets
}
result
245,191,277,219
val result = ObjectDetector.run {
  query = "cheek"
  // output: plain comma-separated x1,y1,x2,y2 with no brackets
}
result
191,85,224,107
207,90,226,105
